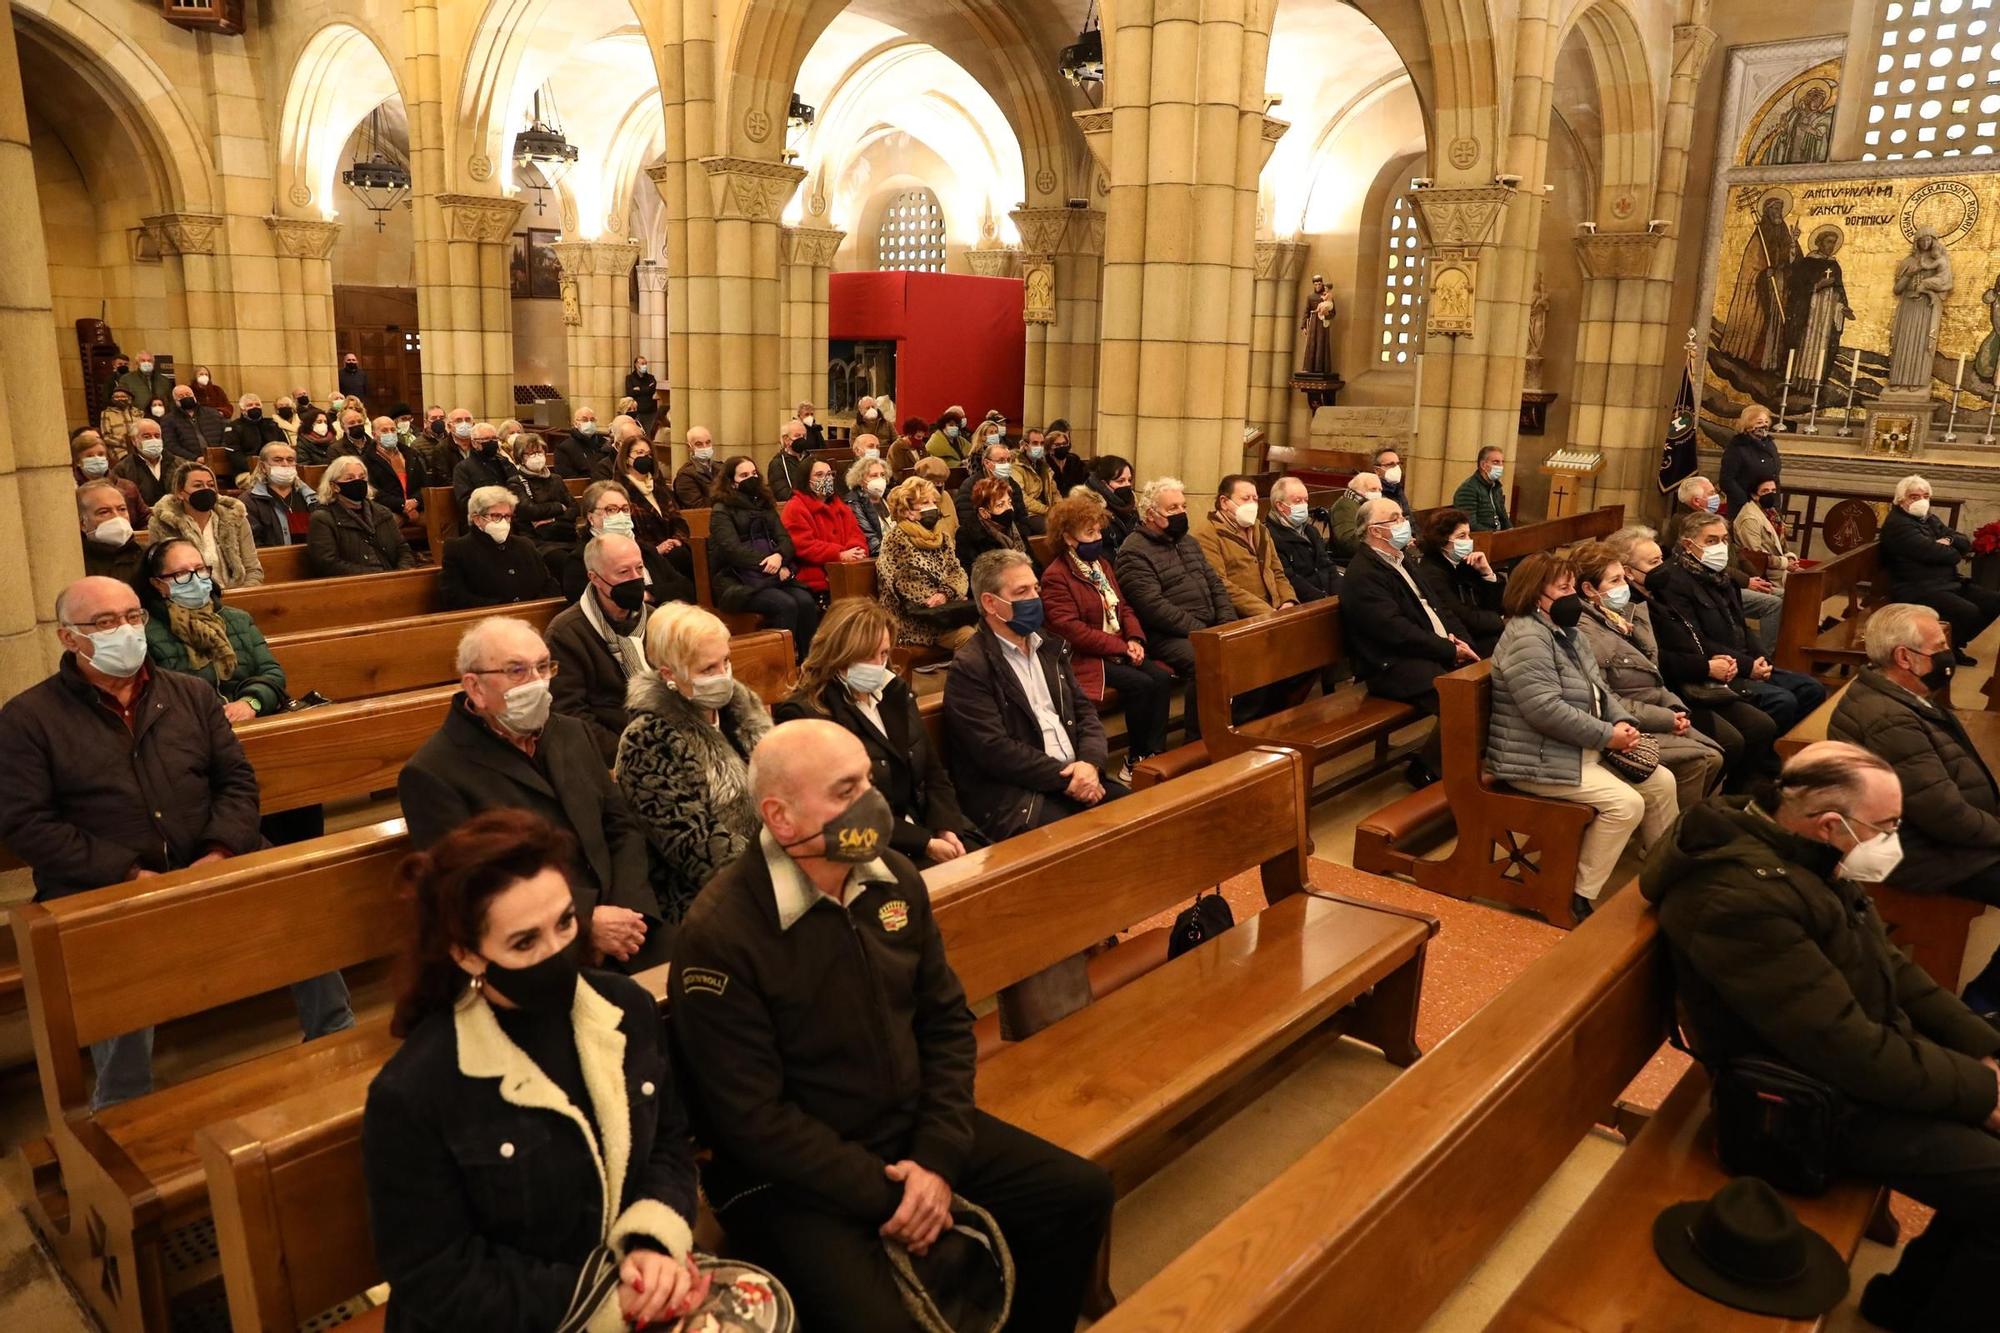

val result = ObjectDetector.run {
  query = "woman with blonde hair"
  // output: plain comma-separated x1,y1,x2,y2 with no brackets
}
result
775,599,976,864
843,455,892,554
617,604,772,925
877,476,977,649
1720,402,1782,513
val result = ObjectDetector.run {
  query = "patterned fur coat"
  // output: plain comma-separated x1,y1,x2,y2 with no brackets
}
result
616,671,773,924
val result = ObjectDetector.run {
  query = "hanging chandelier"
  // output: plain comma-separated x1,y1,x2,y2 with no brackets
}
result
514,89,579,215
341,107,411,232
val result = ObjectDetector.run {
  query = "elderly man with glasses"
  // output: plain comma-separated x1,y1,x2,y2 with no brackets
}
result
0,575,354,1107
398,615,665,969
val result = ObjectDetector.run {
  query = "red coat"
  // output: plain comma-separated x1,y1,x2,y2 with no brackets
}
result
780,492,867,592
1040,552,1144,703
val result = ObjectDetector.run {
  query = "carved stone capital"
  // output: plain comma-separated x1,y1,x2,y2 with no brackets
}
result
265,216,341,260
1572,231,1665,280
966,246,1020,279
636,262,669,293
551,240,642,280
1073,109,1113,173
438,193,525,243
1673,24,1719,83
1254,239,1310,282
1010,207,1072,258
700,157,806,222
1406,186,1514,250
144,212,225,256
1258,113,1290,170
782,225,845,269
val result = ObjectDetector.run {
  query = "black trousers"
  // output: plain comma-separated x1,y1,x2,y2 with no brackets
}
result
1910,582,2000,653
1150,632,1288,742
724,1110,1114,1333
739,583,822,659
1686,695,1780,785
1103,658,1174,761
1839,1104,2000,1332
1027,778,1131,831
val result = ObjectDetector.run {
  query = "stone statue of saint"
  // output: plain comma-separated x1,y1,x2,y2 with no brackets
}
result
1526,273,1550,361
1888,227,1954,390
1975,272,2000,384
1299,274,1335,376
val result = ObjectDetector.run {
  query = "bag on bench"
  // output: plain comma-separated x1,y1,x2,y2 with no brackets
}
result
1711,1056,1847,1197
1169,889,1236,960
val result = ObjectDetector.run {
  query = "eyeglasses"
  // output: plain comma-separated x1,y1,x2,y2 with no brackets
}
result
596,504,632,517
65,609,150,633
164,566,211,586
1834,812,1902,837
471,659,559,686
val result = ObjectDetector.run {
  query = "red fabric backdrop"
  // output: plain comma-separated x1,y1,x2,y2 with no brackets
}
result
830,271,1024,427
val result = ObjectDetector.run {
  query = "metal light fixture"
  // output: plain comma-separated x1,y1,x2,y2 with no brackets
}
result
341,108,411,232
513,89,579,216
788,93,816,130
1060,3,1104,92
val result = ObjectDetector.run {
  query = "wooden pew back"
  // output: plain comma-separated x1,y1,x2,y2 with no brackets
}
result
229,567,443,636
926,748,1308,1001
254,545,310,584
1774,541,1884,675
1473,503,1624,565
268,600,564,701
1192,600,1343,745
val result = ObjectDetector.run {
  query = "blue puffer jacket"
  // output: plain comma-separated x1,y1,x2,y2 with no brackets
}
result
1487,613,1636,787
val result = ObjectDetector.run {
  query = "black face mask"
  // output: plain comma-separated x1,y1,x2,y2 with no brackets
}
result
1164,512,1190,542
604,575,648,613
1109,483,1132,501
918,508,944,531
781,787,896,864
245,407,263,421
479,936,581,1015
1917,649,1956,695
346,425,367,442
737,475,765,500
478,439,499,457
179,400,197,414
1548,592,1586,630
187,488,219,514
277,407,294,421
631,455,656,474
337,478,369,503
1757,491,1780,511
427,419,445,436
1075,538,1105,562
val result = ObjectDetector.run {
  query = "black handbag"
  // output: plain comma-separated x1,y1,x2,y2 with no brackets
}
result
1169,889,1235,960
1709,1056,1847,1197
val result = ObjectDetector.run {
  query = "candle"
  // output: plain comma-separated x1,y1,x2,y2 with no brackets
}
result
1784,347,1796,383
1814,347,1826,385
1957,354,1968,390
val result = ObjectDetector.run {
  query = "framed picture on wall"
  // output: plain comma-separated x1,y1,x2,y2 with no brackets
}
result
510,234,531,299
528,229,562,300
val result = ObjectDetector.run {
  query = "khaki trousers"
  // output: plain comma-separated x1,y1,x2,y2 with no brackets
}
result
1511,755,1679,901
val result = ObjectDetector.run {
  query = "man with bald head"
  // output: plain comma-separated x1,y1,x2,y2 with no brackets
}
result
546,534,654,764
1645,740,2000,1331
0,576,353,1106
400,616,662,966
674,425,719,508
1328,469,1383,560
671,720,1112,1332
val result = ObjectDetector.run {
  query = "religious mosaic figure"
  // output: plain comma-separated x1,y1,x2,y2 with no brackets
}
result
1889,227,1955,390
1756,85,1835,165
1299,274,1336,376
1783,225,1852,391
1719,194,1800,371
1977,272,2000,385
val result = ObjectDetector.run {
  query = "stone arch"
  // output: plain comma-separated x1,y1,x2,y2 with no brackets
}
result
1555,0,1661,221
597,95,665,240
1345,0,1503,178
9,0,215,212
274,20,406,220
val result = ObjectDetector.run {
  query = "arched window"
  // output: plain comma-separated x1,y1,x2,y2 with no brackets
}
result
1863,0,2000,160
876,188,948,272
1378,186,1425,365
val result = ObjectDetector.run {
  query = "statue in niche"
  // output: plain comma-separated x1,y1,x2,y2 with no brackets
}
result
1526,273,1550,361
1782,224,1852,391
1976,272,2000,385
1718,192,1800,372
1755,85,1835,166
1888,227,1954,389
1299,274,1336,376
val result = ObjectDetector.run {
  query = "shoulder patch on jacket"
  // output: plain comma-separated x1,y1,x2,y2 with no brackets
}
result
680,967,730,997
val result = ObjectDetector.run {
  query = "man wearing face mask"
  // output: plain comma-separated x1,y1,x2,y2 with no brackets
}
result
219,393,283,481
99,386,140,457
450,421,521,509
349,414,428,524
547,535,654,765
338,352,369,401
0,576,354,1107
161,384,225,463
555,407,608,479
241,440,317,547
1644,741,2000,1333
1883,473,2000,665
1115,477,1238,738
1195,474,1298,618
952,439,1040,537
400,617,662,968
1264,475,1340,604
1452,445,1514,532
1676,474,1785,657
624,355,659,433
77,480,148,593
768,418,812,503
673,425,719,509
1327,470,1383,561
1832,604,2000,1005
114,419,171,508
672,720,1112,1330
114,349,172,408
1374,446,1409,511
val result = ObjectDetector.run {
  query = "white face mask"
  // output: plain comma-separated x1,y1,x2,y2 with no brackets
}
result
493,677,552,734
802,415,815,428
694,445,714,461
80,456,109,477
1486,464,1504,482
88,516,134,547
1835,820,1903,884
991,461,1013,479
138,361,153,374
866,477,888,498
150,405,165,418
1907,497,1932,519
78,622,148,678
1698,541,1731,572
523,453,550,474
689,667,734,710
196,375,210,386
863,448,880,460
1450,536,1475,560
1381,466,1403,485
843,661,892,696
454,422,473,439
139,439,164,459
482,519,512,545
1231,500,1259,528
1603,582,1632,612
268,465,297,487
378,431,399,449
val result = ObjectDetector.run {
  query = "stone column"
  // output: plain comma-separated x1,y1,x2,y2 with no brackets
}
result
551,239,641,420
144,211,230,383
1250,240,1309,450
416,193,524,419
0,12,80,691
265,217,342,397
1013,207,1106,447
635,261,668,377
780,225,843,423
684,157,804,453
1087,0,1283,493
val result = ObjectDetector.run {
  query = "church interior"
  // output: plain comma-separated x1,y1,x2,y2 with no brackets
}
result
8,0,2000,1330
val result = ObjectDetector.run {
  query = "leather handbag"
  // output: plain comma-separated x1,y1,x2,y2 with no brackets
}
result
1169,889,1236,960
1601,732,1661,783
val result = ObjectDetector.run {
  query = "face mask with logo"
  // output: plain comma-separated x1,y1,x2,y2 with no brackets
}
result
80,456,109,478
1908,498,1932,519
337,478,370,503
999,594,1045,636
482,519,512,545
187,488,219,514
786,787,896,864
689,667,735,710
1914,647,1955,695
80,622,148,677
866,477,887,498
268,465,297,487
89,516,134,547
842,661,892,695
1451,536,1475,560
1698,541,1731,572
494,676,552,733
1547,592,1585,630
1388,519,1414,550
598,512,636,538
479,936,580,1014
1834,819,1903,884
1603,582,1633,612
165,571,214,609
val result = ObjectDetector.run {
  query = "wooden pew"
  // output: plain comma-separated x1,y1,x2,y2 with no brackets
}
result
1092,887,1882,1333
228,566,444,636
825,558,878,601
252,544,309,584
681,506,763,634
266,599,563,702
420,484,461,555
1773,542,1884,677
300,464,326,490
1472,503,1625,565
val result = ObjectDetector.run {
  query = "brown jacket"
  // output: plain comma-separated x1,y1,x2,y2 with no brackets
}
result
1193,509,1296,618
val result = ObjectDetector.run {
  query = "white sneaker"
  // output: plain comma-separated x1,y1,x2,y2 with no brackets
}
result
1114,759,1135,786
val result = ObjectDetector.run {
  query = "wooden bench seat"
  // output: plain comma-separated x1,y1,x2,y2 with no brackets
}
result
266,599,563,701
1351,781,1453,878
252,544,309,584
228,566,443,637
1472,503,1625,565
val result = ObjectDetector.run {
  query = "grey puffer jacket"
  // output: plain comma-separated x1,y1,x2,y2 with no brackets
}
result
1487,613,1635,787
1573,602,1687,732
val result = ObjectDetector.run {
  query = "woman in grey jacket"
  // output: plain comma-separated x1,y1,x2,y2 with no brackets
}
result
1488,552,1679,919
1570,540,1728,808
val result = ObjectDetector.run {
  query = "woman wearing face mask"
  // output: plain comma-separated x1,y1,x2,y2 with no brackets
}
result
271,395,301,447
1086,455,1141,550
148,461,264,589
1569,540,1729,807
564,482,695,606
708,456,821,660
780,459,869,595
141,539,286,724
1412,508,1505,656
441,487,560,611
507,431,580,547
890,417,927,473
926,407,968,462
877,477,977,650
957,476,1029,567
843,457,893,555
1720,403,1782,515
295,407,335,466
618,607,774,923
146,395,170,424
1731,478,1797,591
774,600,977,865
1882,473,2000,665
1487,552,1680,922
71,431,150,529
1046,425,1090,494
190,365,233,418
617,436,694,579
365,810,711,1333
307,454,416,576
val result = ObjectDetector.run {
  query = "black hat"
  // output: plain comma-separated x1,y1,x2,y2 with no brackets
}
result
1653,1178,1849,1318
886,1195,1014,1333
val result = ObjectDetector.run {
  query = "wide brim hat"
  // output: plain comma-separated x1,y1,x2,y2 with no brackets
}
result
1652,1178,1849,1318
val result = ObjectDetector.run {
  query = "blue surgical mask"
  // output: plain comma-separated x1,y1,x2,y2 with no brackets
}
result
81,623,148,678
991,461,1013,479
1388,520,1413,550
1485,464,1504,482
1450,536,1474,560
1603,582,1632,612
1287,502,1310,527
166,571,214,609
598,512,636,538
842,661,892,696
945,425,960,439
1001,595,1044,636
1704,493,1722,513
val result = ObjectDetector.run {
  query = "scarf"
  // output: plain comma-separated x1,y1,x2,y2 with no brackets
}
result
168,602,237,677
896,517,947,550
580,588,649,678
1072,552,1122,635
1673,546,1733,591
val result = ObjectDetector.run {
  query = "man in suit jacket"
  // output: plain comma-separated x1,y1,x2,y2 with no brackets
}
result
1342,497,1479,785
399,617,664,966
547,534,652,765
